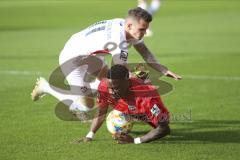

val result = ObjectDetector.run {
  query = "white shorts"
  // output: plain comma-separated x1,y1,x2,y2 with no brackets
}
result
58,49,105,97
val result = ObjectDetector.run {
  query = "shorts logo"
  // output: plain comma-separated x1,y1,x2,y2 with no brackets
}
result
128,105,136,111
151,104,161,117
120,50,128,61
80,86,88,93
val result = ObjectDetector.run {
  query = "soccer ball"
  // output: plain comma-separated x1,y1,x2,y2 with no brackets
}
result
106,110,133,135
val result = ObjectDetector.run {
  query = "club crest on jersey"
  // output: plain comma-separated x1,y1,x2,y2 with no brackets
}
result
151,104,161,117
80,86,88,93
128,105,136,111
120,50,128,61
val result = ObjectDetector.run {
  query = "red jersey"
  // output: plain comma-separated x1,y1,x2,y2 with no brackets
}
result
97,78,169,128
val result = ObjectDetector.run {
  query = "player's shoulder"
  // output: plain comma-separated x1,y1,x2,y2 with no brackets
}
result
109,18,125,28
112,18,125,23
98,78,108,91
130,79,159,98
130,84,158,92
130,77,145,86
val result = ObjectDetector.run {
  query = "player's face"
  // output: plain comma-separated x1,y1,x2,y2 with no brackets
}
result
107,79,130,99
128,19,149,40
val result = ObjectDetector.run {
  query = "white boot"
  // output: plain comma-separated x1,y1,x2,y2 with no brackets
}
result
31,77,49,101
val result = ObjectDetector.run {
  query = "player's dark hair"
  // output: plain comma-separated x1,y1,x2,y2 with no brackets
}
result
107,65,129,80
127,7,152,23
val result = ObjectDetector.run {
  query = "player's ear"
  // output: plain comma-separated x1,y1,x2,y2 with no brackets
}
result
126,18,133,30
126,22,132,30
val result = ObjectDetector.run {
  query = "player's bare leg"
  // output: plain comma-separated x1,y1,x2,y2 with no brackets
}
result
72,65,108,121
31,77,94,121
31,57,107,122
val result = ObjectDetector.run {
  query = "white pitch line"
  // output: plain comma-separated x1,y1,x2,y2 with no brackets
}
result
0,70,42,76
183,75,240,81
0,70,240,81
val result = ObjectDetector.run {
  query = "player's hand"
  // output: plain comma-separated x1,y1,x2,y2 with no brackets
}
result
115,133,134,144
164,70,182,80
132,63,150,81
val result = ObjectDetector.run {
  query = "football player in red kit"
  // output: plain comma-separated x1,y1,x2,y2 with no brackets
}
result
84,64,170,144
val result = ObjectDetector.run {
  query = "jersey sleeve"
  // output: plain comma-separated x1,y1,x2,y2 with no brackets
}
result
147,98,169,128
97,81,110,108
111,50,128,65
108,19,128,65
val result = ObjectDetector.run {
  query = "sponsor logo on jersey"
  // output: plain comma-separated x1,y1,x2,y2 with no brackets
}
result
151,104,161,117
128,105,136,111
85,26,106,36
88,20,107,29
120,50,128,61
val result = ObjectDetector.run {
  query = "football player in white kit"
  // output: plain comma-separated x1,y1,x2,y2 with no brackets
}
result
31,7,181,115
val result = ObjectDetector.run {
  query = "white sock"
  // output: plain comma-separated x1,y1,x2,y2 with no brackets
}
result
44,83,79,102
47,85,94,112
148,0,161,15
45,80,100,112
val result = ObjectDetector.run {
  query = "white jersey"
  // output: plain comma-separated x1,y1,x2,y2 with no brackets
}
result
60,18,143,65
54,19,144,112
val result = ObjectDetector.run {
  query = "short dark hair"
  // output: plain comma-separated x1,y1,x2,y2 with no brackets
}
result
107,65,129,79
127,7,152,23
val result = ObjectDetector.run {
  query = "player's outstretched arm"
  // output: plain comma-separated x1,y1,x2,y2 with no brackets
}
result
139,122,170,143
133,42,182,80
84,106,108,141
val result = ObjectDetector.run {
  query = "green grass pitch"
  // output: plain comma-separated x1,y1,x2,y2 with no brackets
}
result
0,0,240,160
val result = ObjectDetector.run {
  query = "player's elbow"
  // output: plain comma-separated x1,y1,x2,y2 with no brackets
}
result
163,125,170,136
156,125,170,139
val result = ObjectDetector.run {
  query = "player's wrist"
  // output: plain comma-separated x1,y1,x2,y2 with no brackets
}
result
86,131,95,139
134,137,142,144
